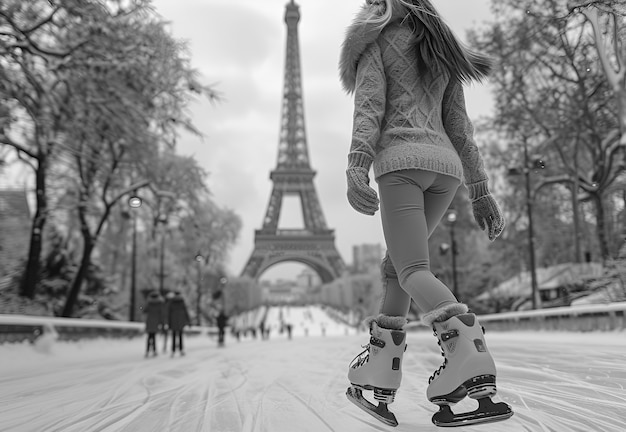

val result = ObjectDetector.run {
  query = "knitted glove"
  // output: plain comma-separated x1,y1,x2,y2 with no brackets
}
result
471,195,505,241
346,167,379,216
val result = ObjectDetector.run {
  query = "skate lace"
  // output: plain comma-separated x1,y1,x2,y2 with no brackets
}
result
351,344,370,368
428,329,447,384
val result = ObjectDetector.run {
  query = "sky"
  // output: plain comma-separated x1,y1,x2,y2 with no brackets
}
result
147,0,498,281
2,305,626,431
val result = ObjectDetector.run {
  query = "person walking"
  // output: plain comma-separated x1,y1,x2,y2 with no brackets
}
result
216,308,229,347
168,291,190,357
285,322,293,340
339,0,511,427
143,291,165,358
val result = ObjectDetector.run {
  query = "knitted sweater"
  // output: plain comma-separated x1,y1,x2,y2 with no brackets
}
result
339,6,490,199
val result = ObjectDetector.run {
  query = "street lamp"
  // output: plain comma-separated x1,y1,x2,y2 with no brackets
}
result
219,277,228,311
128,193,142,321
508,139,545,310
446,209,459,300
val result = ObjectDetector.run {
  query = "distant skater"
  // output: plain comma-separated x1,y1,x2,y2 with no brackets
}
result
285,323,293,339
168,291,190,356
216,308,229,347
259,321,266,340
143,291,165,358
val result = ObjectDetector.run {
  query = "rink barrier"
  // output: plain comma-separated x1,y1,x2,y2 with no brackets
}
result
0,314,214,344
405,302,626,332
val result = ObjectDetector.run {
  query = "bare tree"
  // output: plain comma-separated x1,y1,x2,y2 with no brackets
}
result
0,1,101,298
57,3,217,317
567,1,625,144
471,0,625,260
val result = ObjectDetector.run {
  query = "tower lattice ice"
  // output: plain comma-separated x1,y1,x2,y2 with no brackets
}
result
241,0,345,283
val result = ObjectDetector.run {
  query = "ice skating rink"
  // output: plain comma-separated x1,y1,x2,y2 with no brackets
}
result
1,306,625,432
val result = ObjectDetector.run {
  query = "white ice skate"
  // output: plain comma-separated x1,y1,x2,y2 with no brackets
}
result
427,312,513,427
346,315,407,427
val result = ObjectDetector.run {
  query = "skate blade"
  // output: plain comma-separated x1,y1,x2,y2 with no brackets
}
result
346,386,398,427
432,399,513,428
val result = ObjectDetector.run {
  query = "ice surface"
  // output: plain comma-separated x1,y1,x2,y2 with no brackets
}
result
1,306,624,432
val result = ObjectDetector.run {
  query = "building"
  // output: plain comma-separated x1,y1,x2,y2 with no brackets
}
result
474,262,607,310
351,243,383,274
296,267,321,289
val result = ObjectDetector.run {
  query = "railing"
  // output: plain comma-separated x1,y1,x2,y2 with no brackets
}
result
0,314,214,344
2,302,625,344
406,302,626,332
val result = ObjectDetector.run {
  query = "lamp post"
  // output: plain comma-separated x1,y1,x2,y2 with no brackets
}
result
446,209,459,300
153,190,176,297
508,139,544,310
157,214,168,297
524,146,540,310
195,253,204,326
128,194,143,321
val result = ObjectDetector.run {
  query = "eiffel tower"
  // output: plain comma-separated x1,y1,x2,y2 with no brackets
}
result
241,0,345,283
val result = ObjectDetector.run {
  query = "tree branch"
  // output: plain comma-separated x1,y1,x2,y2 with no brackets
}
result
610,13,624,74
580,7,622,91
13,147,38,173
532,174,574,200
21,6,61,35
0,134,38,160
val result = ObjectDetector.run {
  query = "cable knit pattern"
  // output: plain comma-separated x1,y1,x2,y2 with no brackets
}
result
442,79,489,189
342,19,490,190
348,41,385,169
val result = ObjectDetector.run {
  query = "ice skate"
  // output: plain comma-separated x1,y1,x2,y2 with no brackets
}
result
424,305,513,427
346,315,407,427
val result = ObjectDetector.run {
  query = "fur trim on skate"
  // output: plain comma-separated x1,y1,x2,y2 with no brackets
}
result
362,314,407,330
421,303,469,327
377,314,408,330
362,315,377,329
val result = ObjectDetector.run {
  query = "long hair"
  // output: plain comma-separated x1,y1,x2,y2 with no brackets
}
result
356,0,492,84
354,0,394,29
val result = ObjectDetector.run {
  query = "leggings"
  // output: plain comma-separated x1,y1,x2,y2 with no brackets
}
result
377,169,461,316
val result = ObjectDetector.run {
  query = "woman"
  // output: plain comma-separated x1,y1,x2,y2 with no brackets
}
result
339,0,512,427
143,291,164,358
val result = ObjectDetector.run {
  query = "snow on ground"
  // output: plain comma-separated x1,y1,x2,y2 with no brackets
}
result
1,305,625,432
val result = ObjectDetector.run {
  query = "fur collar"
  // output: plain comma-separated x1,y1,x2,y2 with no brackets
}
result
339,4,402,94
